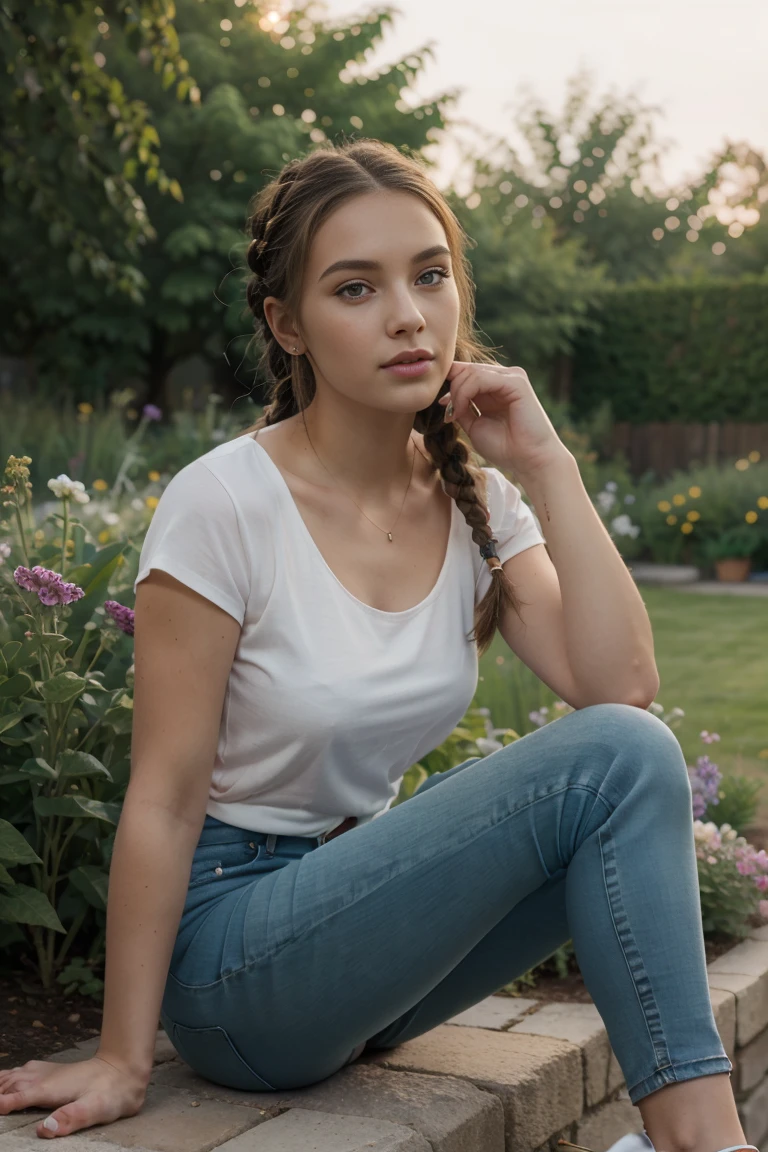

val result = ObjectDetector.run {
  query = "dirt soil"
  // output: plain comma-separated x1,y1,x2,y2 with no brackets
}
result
0,931,748,1070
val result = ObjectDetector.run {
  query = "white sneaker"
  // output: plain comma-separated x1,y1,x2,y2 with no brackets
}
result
605,1137,655,1152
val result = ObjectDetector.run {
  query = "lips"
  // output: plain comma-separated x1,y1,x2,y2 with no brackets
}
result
382,349,434,367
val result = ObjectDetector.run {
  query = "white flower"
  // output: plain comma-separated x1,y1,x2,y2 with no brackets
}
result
596,491,616,512
610,514,640,538
47,474,90,504
476,736,503,756
647,701,664,716
605,481,618,491
130,498,144,511
624,494,636,504
102,512,120,526
0,541,11,565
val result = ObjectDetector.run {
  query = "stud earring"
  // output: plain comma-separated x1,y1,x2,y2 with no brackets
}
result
292,345,299,354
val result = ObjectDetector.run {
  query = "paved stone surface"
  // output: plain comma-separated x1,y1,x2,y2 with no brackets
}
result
509,1002,617,1110
213,1107,432,1150
66,1083,260,1151
709,938,768,978
709,985,737,1062
737,1068,768,1147
736,1022,768,1095
708,969,768,1048
361,1023,582,1152
575,1096,645,1150
151,1059,503,1152
0,1130,162,1152
446,994,540,1030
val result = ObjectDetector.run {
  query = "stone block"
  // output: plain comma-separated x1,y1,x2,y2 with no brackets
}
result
0,1128,161,1152
151,1058,503,1152
708,970,768,1048
361,1023,582,1152
709,985,737,1062
214,1107,431,1150
510,1002,613,1110
748,925,768,943
446,994,540,1030
575,1096,645,1150
737,1068,768,1147
708,938,768,978
735,1023,768,1095
58,1082,259,1151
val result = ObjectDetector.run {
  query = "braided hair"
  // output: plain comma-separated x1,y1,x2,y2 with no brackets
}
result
237,139,528,658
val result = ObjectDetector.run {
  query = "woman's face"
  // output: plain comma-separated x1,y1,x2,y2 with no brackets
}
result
289,190,461,414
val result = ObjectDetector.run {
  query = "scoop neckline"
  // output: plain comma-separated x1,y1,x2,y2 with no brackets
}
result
248,432,456,618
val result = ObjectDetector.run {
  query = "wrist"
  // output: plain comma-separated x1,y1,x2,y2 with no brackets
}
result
508,447,578,490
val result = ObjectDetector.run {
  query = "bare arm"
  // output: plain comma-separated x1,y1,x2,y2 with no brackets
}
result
97,569,242,1080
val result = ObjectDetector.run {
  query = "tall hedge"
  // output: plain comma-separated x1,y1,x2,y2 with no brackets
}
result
570,274,768,422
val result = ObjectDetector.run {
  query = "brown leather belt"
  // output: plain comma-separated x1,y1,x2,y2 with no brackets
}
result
318,816,358,845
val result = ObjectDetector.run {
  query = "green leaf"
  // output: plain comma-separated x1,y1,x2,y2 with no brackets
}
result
0,712,25,735
39,672,87,703
0,884,65,932
57,750,113,782
67,865,108,910
0,862,15,885
25,633,72,657
18,757,57,781
1,642,22,673
34,795,122,825
0,672,34,699
0,819,42,865
103,694,133,734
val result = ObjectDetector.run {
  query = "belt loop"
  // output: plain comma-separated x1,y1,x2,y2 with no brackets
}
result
265,833,277,857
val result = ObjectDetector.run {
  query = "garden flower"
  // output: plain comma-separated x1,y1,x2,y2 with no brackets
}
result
689,754,722,819
142,404,162,421
605,481,617,491
13,565,85,606
596,490,616,512
528,707,550,727
624,494,636,504
0,541,11,565
610,513,640,538
47,473,90,505
700,730,721,744
104,600,135,636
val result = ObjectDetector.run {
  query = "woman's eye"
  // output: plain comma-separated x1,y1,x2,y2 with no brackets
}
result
335,267,451,300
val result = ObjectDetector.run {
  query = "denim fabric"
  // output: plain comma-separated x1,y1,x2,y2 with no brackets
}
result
159,703,732,1104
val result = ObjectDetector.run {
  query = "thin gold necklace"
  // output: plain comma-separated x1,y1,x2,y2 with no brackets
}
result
301,418,417,543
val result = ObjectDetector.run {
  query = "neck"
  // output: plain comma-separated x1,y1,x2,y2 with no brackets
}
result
293,397,420,501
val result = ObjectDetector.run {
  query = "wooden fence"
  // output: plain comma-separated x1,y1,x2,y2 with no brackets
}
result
608,423,768,480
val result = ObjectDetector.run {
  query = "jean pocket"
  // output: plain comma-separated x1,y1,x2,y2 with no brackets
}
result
169,1021,276,1092
188,840,266,888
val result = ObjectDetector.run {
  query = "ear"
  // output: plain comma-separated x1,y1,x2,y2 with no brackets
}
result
263,296,304,355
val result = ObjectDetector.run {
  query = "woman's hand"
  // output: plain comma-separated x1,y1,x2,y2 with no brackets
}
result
438,362,571,479
0,1053,149,1139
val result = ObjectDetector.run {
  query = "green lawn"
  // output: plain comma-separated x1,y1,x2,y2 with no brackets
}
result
476,584,768,827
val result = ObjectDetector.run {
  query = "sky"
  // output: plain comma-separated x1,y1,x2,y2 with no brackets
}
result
311,0,767,195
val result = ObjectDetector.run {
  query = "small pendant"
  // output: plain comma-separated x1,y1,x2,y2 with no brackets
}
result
387,532,393,542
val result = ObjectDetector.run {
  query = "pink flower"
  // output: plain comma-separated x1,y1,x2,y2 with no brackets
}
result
104,600,135,636
13,565,85,607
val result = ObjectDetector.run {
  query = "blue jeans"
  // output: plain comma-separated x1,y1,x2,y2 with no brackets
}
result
159,703,732,1105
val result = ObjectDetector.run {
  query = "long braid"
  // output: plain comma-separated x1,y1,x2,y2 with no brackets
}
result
235,138,528,657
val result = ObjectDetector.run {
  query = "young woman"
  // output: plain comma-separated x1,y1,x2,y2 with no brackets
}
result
0,139,756,1152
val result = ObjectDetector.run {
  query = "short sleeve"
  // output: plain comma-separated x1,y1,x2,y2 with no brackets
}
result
475,467,548,602
133,460,251,625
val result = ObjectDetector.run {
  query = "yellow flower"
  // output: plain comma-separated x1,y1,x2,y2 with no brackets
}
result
746,510,758,524
672,494,686,506
98,529,110,543
758,496,768,510
77,402,94,415
735,458,749,471
666,514,677,525
93,478,109,491
686,510,701,522
148,470,161,482
657,500,671,512
681,522,693,534
145,495,159,509
688,486,701,498
748,451,761,463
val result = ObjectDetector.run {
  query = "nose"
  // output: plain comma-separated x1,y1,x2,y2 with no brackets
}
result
385,283,426,339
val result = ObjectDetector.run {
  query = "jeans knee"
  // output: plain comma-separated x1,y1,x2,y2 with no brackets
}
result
578,702,689,791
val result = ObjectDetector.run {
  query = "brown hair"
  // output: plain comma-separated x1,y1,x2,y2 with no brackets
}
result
236,138,528,657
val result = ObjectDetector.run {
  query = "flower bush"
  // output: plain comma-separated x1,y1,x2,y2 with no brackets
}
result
616,455,768,568
0,453,139,992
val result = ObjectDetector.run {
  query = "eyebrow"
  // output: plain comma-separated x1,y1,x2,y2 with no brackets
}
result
318,244,452,282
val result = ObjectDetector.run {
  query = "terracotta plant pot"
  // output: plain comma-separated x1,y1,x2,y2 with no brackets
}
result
714,557,752,582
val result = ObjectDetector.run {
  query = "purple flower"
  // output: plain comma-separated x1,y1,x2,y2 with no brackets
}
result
142,404,162,422
688,754,722,820
104,599,135,636
13,565,85,607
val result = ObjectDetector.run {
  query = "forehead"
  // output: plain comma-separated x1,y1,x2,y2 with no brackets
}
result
307,190,449,271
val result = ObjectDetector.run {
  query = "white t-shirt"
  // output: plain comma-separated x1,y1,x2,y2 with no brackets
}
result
132,431,547,837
